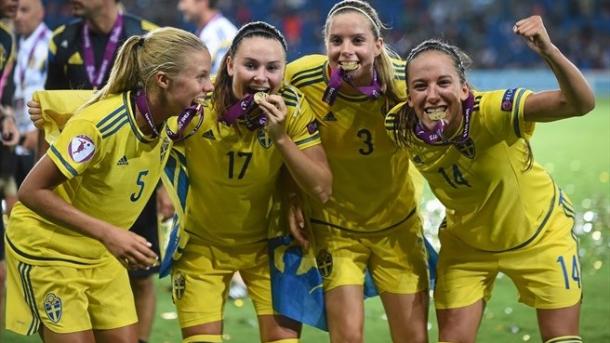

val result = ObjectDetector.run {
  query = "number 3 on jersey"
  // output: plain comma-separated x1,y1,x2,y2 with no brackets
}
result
130,170,149,202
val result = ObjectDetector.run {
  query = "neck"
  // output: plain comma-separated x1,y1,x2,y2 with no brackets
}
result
199,9,219,28
23,23,41,39
135,89,166,136
339,67,374,96
86,6,119,34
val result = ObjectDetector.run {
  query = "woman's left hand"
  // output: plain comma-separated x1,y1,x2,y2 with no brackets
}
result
257,94,289,142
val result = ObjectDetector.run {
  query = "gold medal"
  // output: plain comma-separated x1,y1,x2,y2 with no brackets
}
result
427,110,447,121
254,92,268,104
340,61,359,71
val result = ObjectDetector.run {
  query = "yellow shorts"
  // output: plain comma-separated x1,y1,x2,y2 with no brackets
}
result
171,240,274,328
5,249,137,335
435,202,581,310
312,212,429,294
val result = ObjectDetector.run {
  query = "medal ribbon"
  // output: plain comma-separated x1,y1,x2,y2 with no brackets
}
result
82,14,123,89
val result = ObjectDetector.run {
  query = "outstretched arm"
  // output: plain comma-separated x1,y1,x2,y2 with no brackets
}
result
515,16,595,122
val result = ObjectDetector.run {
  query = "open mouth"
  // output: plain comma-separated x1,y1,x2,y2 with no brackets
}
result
339,61,359,72
425,106,448,121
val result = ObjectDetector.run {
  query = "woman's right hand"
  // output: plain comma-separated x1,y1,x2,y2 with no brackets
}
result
27,100,44,129
101,225,159,270
287,195,309,249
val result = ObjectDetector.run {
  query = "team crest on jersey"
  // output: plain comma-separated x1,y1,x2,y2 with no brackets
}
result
43,293,62,323
160,137,170,162
257,129,273,149
68,135,95,163
316,249,333,278
501,88,517,112
454,138,476,159
172,272,186,300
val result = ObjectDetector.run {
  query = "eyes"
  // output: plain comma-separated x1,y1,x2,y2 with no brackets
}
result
411,78,453,91
243,60,282,73
328,35,367,46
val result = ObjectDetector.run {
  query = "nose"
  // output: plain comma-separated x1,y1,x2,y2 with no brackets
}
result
425,85,440,102
252,67,268,83
201,78,214,93
339,41,354,57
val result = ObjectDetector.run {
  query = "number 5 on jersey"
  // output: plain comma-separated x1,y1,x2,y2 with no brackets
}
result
130,170,149,202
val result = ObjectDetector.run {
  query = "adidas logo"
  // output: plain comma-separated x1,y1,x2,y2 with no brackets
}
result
201,129,215,140
323,112,337,121
117,155,129,166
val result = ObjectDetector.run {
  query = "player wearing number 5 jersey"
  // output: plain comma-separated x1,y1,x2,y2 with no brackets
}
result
5,28,213,342
386,16,594,343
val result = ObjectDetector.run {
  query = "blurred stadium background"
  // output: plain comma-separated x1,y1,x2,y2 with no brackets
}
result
3,0,609,342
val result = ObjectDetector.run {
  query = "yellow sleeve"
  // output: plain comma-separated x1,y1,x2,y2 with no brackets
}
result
480,88,534,145
283,87,321,150
33,90,94,144
47,119,103,179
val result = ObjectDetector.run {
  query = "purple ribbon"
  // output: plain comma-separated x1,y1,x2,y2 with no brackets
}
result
322,66,382,105
135,90,204,142
82,14,124,89
220,94,267,131
414,92,475,145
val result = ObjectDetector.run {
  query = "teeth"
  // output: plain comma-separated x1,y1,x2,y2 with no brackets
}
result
340,62,359,71
426,107,447,121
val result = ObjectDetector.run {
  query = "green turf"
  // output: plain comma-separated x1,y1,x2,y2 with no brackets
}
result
3,100,609,342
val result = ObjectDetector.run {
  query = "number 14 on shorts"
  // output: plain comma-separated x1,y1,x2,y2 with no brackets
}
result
556,255,581,289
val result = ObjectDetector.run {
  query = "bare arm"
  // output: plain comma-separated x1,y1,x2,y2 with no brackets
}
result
18,156,158,269
514,16,595,122
259,94,333,203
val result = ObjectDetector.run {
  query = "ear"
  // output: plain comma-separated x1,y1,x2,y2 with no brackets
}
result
407,93,413,107
154,71,170,90
226,55,234,77
374,37,383,58
459,81,470,101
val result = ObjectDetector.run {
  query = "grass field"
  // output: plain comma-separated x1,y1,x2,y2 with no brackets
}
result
3,99,609,342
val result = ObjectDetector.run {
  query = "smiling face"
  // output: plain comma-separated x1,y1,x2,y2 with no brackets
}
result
162,48,214,115
406,50,470,131
325,11,382,85
226,36,286,99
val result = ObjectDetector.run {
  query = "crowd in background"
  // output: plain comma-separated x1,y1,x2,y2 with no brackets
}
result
42,0,610,69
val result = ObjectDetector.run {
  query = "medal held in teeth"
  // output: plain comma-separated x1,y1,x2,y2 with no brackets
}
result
254,92,268,104
340,61,358,71
427,108,447,121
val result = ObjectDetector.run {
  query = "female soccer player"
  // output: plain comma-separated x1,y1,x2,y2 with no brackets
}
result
5,27,213,342
170,21,331,343
285,1,430,342
386,16,594,343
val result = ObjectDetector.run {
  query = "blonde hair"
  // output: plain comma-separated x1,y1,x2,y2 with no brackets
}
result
323,0,401,105
83,27,208,107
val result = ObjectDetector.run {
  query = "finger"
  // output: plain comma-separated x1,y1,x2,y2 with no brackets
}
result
130,248,158,267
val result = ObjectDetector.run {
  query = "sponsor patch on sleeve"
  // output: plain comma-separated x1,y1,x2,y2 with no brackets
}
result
68,135,96,163
501,88,517,112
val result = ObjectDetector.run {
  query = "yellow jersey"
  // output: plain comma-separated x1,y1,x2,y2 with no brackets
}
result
7,91,172,266
386,88,560,251
181,86,321,247
285,54,420,233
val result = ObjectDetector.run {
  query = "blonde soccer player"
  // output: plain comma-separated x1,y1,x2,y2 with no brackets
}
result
285,1,430,342
5,27,213,342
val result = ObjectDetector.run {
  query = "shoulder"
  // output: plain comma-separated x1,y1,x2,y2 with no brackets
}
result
286,55,327,88
280,84,303,109
123,13,158,34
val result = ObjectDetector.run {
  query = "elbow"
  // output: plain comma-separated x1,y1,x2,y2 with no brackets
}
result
313,177,333,204
569,93,596,117
17,185,34,209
